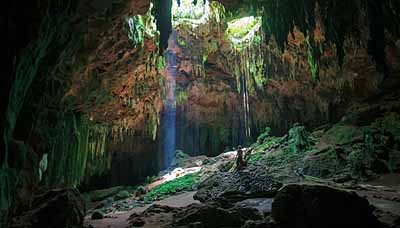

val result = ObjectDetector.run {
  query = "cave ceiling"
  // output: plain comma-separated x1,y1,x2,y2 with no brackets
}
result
63,0,400,142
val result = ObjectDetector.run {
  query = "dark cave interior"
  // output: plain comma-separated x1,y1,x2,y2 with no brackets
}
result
2,0,400,227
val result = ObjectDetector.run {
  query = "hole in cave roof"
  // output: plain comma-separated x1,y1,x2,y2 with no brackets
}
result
226,16,262,50
172,0,210,27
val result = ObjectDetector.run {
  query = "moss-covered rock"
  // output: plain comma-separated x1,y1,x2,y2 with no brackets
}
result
322,124,364,145
85,186,125,202
302,147,347,178
114,190,130,201
285,123,315,154
372,112,400,141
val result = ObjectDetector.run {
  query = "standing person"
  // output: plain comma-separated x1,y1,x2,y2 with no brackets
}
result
236,145,245,171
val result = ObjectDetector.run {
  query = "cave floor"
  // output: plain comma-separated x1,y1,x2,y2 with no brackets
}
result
85,191,200,228
84,174,400,228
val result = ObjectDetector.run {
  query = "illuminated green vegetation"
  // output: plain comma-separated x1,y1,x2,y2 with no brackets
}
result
226,16,262,50
306,36,320,81
284,123,315,154
142,173,199,202
226,16,261,40
126,15,144,47
176,88,189,104
156,55,166,70
172,0,208,21
125,3,158,48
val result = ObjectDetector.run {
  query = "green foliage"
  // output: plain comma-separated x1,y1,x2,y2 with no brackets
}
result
143,173,199,201
249,151,265,162
306,36,320,81
126,15,145,47
348,128,384,179
285,123,314,154
125,3,158,48
176,88,189,104
302,147,345,178
348,146,366,179
265,150,300,168
210,1,226,24
371,112,400,141
114,190,130,200
323,124,363,145
177,36,186,46
257,126,271,143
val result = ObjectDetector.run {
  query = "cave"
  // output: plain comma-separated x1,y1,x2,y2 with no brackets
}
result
3,0,400,227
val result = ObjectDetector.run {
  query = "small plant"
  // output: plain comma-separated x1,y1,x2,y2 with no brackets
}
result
257,127,271,144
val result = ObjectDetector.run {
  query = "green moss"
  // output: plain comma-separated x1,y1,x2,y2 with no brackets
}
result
323,124,363,145
249,151,265,162
177,37,186,46
143,173,199,201
210,1,226,24
257,126,271,143
284,123,314,154
114,190,130,200
176,88,189,104
371,112,400,141
126,15,145,47
306,36,320,81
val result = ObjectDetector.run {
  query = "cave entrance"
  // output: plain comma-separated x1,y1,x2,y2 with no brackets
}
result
172,0,210,28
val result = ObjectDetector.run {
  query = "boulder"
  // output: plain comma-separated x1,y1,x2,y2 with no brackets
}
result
171,201,263,228
11,188,85,228
87,186,124,202
129,217,145,227
135,185,147,196
114,190,130,201
271,184,381,228
194,167,282,202
91,210,104,220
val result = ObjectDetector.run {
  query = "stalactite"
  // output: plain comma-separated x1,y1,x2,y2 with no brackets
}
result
42,113,110,187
